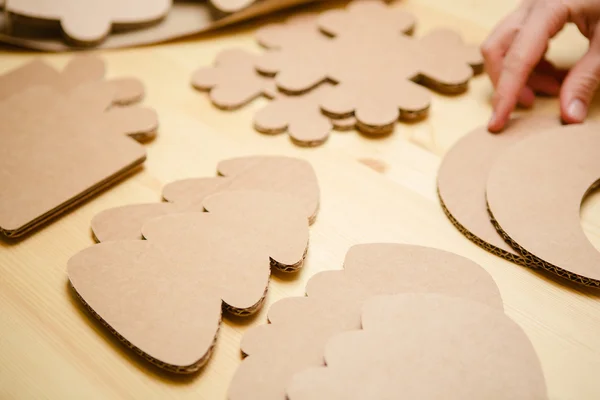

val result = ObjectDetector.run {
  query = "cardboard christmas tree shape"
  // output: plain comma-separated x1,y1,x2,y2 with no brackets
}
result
0,80,154,238
0,55,147,107
6,0,172,45
438,116,562,264
68,190,310,373
254,84,335,146
229,243,503,400
92,156,320,242
287,294,547,400
487,123,600,287
192,48,277,110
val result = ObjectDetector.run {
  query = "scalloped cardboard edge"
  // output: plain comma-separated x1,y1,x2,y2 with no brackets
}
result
0,0,322,50
229,243,503,400
287,293,547,399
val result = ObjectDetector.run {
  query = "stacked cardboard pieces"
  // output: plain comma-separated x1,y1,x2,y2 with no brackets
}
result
228,243,547,399
438,115,600,288
192,0,483,147
0,55,158,238
0,0,321,50
68,156,320,373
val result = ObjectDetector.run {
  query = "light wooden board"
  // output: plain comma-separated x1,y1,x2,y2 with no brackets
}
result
1,1,600,399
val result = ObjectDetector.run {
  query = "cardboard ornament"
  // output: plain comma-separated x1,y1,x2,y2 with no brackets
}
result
5,0,172,45
194,0,482,144
69,190,310,373
487,123,600,287
229,243,503,400
437,116,562,264
255,1,482,134
192,47,355,146
92,156,320,242
0,72,156,238
287,294,547,400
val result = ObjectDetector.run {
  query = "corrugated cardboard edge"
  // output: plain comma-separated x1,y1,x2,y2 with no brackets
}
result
437,188,528,266
69,282,220,373
1,157,145,239
487,202,600,288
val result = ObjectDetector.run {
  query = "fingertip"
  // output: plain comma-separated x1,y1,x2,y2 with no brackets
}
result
562,98,587,124
487,110,505,133
517,86,535,108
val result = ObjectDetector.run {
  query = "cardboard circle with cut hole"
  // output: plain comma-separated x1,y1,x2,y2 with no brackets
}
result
486,123,600,287
437,116,562,263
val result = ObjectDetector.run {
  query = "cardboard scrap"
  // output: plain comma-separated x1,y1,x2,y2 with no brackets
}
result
0,0,321,50
0,82,151,238
194,0,482,144
437,116,562,264
229,243,503,400
6,0,172,45
92,156,320,242
69,190,310,373
287,293,547,399
487,123,600,287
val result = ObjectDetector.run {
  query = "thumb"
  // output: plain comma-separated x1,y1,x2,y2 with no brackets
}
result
560,35,600,123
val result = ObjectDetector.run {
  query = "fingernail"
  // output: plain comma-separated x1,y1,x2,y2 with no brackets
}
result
567,99,587,122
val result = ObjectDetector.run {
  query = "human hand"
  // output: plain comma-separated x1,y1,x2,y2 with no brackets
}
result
481,0,600,132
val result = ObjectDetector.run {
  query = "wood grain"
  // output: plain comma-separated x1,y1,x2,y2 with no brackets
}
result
1,1,600,399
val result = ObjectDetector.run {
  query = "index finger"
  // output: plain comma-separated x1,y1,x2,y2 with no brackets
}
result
481,7,530,87
489,2,568,132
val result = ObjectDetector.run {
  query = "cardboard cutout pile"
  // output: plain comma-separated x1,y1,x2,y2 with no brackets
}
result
68,156,320,372
5,0,172,45
438,116,600,288
229,244,546,399
192,0,483,146
0,56,157,238
0,0,321,50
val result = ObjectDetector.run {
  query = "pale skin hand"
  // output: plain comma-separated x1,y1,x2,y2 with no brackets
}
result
482,0,600,132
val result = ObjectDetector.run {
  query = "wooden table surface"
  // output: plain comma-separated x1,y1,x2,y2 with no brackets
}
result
2,1,600,399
